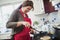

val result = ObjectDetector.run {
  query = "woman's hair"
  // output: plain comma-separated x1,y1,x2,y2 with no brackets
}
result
22,1,34,8
18,1,34,9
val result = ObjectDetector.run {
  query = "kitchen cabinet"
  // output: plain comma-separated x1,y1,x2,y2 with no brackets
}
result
32,0,45,14
43,0,57,13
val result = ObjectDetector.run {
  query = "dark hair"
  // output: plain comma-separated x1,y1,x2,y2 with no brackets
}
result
22,1,34,8
18,1,34,9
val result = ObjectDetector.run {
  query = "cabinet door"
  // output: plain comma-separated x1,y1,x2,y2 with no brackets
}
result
33,0,44,14
43,0,57,13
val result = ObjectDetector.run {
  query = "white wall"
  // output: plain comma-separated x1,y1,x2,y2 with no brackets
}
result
51,0,60,6
0,0,24,6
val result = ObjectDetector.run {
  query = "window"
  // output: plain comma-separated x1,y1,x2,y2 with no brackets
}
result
0,3,22,28
0,2,22,34
13,3,21,9
1,5,14,27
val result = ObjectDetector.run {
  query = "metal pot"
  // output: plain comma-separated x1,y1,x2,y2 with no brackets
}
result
53,26,60,39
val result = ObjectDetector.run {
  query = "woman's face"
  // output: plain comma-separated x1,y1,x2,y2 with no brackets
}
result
23,6,32,13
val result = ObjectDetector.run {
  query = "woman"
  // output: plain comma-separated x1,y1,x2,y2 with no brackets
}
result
6,1,34,40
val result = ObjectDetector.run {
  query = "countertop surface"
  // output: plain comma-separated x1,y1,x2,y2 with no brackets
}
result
0,29,12,39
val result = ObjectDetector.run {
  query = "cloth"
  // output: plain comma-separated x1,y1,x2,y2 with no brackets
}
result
14,9,32,40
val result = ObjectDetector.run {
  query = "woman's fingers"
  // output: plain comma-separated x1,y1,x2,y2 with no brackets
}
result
17,21,31,27
23,22,31,27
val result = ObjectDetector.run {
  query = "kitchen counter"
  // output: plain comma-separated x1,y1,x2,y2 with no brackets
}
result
0,29,12,39
0,34,11,39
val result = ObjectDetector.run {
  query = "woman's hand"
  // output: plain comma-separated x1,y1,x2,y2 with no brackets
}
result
17,21,31,27
30,29,35,34
22,22,31,27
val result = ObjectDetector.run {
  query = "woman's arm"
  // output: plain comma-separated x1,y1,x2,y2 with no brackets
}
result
6,9,31,28
6,9,20,28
